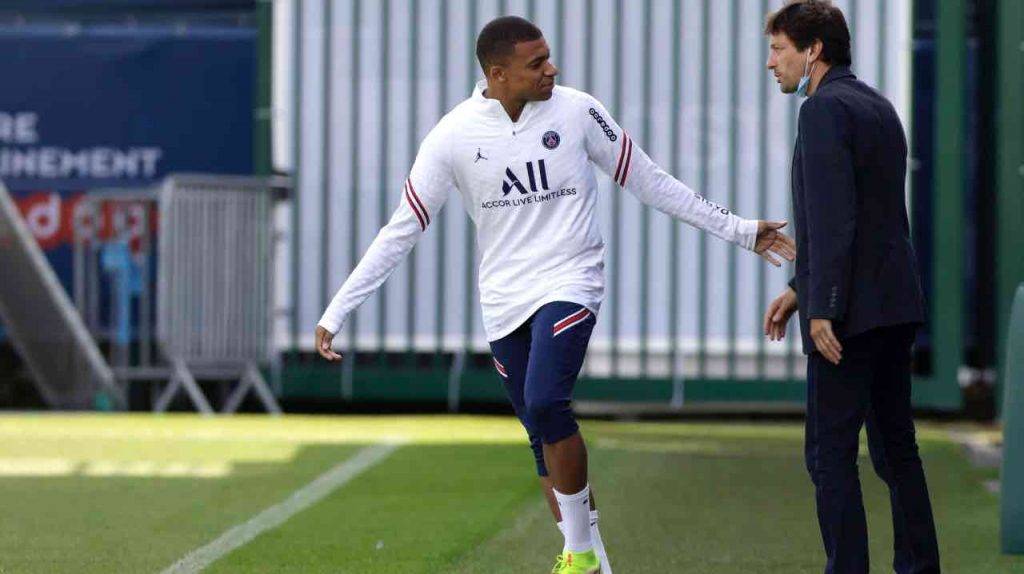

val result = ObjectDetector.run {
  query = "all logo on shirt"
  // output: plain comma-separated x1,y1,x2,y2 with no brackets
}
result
502,160,549,195
482,159,577,210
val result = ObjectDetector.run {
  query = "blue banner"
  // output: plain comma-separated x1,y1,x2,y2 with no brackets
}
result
0,22,254,339
0,24,254,192
0,1,255,11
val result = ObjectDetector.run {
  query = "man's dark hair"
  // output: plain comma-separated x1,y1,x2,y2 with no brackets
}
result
475,16,543,73
764,0,852,66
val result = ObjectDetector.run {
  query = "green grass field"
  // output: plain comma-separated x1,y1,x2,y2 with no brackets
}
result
0,414,1019,573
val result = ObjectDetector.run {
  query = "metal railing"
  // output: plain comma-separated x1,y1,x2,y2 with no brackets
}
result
72,174,288,413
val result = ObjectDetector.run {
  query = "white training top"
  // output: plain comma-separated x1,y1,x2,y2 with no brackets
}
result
318,82,759,342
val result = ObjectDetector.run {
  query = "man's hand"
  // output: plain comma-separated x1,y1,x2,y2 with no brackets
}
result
810,318,843,365
764,287,798,341
754,220,797,267
315,325,343,362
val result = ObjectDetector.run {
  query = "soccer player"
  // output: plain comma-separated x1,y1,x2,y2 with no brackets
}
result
316,16,795,574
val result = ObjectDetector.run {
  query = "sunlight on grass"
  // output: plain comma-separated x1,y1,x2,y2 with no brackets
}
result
0,415,960,481
0,414,532,478
0,458,232,478
0,414,531,445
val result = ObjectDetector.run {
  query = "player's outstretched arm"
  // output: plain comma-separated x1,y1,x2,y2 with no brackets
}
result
581,92,794,265
315,124,454,361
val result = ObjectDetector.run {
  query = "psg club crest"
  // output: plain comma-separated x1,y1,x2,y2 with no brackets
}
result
542,130,560,150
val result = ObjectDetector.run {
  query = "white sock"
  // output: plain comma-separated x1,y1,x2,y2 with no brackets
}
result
553,485,593,553
589,510,612,574
558,512,611,572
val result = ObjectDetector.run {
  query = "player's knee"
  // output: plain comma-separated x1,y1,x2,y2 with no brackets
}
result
524,395,575,443
524,394,557,428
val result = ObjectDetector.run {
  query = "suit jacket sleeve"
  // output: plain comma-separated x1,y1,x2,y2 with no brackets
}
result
798,95,856,321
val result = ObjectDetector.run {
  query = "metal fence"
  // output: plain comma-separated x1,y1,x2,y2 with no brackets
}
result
73,175,287,413
156,175,284,413
270,0,912,400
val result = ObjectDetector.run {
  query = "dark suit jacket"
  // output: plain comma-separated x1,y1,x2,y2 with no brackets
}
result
789,66,926,355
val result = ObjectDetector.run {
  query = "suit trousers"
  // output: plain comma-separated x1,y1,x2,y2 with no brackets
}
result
805,323,940,574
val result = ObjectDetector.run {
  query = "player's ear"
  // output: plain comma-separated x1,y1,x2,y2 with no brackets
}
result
489,64,506,83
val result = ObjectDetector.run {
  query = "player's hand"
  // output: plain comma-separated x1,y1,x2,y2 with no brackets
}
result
315,325,343,362
810,318,843,365
764,287,798,341
754,220,796,267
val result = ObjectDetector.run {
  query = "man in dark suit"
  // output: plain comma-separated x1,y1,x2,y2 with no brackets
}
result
761,2,941,573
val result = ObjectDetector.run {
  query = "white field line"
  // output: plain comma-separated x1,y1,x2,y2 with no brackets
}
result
159,443,401,574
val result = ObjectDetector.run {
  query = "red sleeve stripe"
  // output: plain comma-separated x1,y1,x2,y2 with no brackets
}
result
618,137,634,187
613,133,630,183
404,181,427,231
407,179,430,226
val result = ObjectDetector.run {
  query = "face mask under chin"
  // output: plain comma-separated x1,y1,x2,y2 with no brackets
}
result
796,51,815,97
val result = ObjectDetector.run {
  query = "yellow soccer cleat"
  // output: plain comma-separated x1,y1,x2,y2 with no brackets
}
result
553,549,601,574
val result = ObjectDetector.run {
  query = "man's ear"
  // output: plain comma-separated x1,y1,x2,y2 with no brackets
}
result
809,39,824,64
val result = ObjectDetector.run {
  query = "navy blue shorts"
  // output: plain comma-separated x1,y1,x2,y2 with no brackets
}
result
489,301,597,477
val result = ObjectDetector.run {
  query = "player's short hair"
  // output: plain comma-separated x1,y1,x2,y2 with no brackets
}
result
475,16,543,73
764,0,852,66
